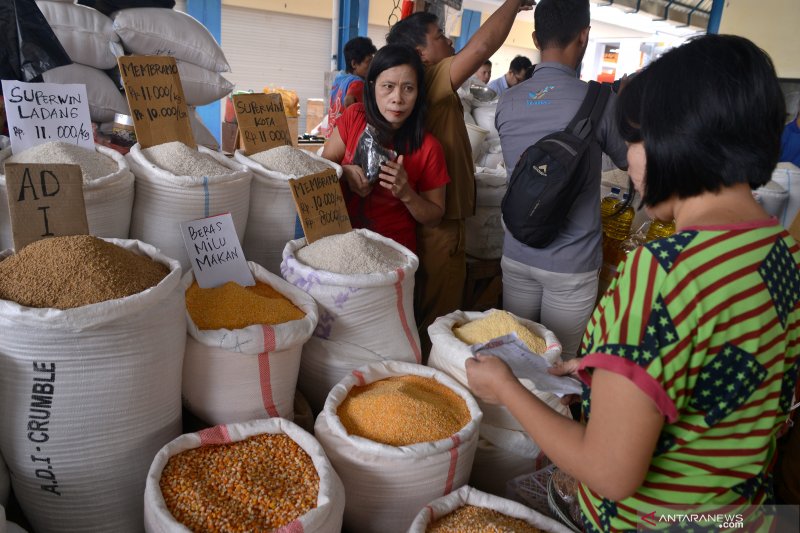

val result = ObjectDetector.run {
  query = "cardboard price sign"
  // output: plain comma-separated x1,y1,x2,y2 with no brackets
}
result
289,168,351,243
1,79,93,154
232,93,292,155
3,163,88,251
117,55,195,149
180,213,255,289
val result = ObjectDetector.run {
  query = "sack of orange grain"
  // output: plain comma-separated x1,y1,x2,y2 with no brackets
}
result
409,485,572,533
144,418,344,533
181,261,318,426
315,361,482,533
428,310,570,497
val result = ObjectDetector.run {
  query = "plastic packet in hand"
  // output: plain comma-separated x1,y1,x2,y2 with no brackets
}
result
352,124,397,184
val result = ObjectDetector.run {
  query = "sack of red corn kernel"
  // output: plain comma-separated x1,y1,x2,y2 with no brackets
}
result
428,310,570,496
281,229,421,413
144,418,345,533
0,237,185,533
408,484,572,533
315,361,482,533
181,261,319,426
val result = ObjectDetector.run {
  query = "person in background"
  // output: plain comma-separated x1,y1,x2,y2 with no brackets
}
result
386,0,534,354
467,34,797,531
780,112,800,167
495,0,627,359
487,55,533,97
326,36,377,138
475,60,492,84
322,44,450,253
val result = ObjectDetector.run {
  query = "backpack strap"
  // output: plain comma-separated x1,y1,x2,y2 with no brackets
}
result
566,81,612,140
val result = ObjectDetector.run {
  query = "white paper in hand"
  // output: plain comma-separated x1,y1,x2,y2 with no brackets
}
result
470,334,583,397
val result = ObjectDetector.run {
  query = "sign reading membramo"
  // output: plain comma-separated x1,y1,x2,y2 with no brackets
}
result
289,168,351,244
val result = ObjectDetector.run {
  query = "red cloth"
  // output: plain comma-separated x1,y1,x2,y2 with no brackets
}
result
336,104,450,252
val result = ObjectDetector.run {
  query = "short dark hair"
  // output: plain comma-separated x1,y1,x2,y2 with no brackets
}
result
509,55,532,73
616,34,785,207
534,0,590,49
363,44,427,155
386,12,439,50
483,60,492,67
344,37,377,73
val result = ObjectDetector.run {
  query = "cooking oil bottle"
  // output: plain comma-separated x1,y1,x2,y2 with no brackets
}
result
600,191,634,286
646,218,676,241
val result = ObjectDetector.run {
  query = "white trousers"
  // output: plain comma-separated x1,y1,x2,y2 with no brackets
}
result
501,255,599,359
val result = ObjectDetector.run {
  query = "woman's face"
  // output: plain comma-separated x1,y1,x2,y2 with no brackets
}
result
374,64,418,129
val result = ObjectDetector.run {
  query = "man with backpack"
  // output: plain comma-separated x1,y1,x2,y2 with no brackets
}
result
495,0,627,359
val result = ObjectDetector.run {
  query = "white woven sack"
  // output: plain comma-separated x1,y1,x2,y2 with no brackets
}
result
475,165,507,208
0,239,185,533
297,335,390,414
472,105,499,142
0,144,135,250
281,229,420,358
465,207,503,260
144,418,345,533
235,149,342,275
176,61,233,107
127,143,252,272
771,163,800,227
35,1,123,70
428,310,571,453
188,108,220,151
408,484,572,533
181,261,319,425
315,361,482,533
41,63,129,123
469,438,546,497
112,8,230,73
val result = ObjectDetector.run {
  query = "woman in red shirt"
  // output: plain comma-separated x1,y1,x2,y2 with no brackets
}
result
322,44,450,253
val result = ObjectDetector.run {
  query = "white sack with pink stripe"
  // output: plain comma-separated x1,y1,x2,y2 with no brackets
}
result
314,361,482,533
144,418,345,533
0,239,184,533
181,261,318,426
281,229,421,414
428,310,571,492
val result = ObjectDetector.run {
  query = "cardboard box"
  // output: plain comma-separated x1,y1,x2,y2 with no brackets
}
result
221,121,240,154
287,116,298,147
306,98,325,133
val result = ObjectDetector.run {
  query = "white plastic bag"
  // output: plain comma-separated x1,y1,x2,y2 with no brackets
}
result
235,149,342,275
0,144,135,251
315,361,482,533
127,143,252,272
0,239,185,533
408,484,572,533
144,418,344,533
181,261,318,425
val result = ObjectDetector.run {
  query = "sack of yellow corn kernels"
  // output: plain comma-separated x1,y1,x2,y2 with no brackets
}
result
281,229,421,413
428,310,571,496
408,485,572,533
144,418,345,533
181,261,319,426
315,360,482,533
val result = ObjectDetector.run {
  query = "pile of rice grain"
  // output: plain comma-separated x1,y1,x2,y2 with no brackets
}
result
296,231,405,274
250,145,331,176
6,141,117,181
453,310,547,354
142,141,231,176
0,235,169,309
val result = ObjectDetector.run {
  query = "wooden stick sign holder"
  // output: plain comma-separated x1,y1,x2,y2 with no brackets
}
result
232,93,292,156
289,168,352,244
117,55,195,149
3,163,89,251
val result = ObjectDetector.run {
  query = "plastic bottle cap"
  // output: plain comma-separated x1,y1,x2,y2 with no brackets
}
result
611,186,621,194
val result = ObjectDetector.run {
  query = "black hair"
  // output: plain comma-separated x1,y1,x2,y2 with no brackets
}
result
616,34,785,207
534,0,590,49
344,37,377,73
483,60,492,67
509,55,532,73
363,44,427,155
386,12,439,50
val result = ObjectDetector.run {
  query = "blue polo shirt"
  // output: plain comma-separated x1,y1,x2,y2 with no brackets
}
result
487,75,510,97
495,62,628,273
780,118,800,167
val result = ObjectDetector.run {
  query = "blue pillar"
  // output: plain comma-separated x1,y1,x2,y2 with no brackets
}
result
707,0,724,34
454,9,481,53
338,0,370,71
187,0,222,144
